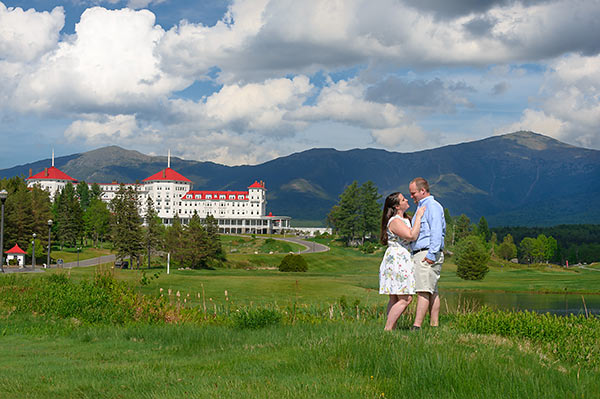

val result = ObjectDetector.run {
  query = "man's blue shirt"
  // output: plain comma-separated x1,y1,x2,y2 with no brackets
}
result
411,195,446,261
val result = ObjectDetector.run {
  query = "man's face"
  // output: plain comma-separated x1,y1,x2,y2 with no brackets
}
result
409,182,426,204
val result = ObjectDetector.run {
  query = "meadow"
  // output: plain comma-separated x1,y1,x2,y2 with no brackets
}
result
1,236,599,398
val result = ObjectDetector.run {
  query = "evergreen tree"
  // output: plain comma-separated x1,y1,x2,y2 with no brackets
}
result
327,181,381,245
90,183,103,200
477,216,491,242
455,235,490,280
454,214,472,243
84,197,111,247
4,178,35,252
77,181,91,210
358,181,382,242
184,212,209,268
204,214,225,263
143,197,164,268
55,183,84,248
444,208,455,246
519,237,537,264
110,185,144,268
165,214,184,267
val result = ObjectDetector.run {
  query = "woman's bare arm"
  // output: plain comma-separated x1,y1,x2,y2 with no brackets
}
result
388,206,426,241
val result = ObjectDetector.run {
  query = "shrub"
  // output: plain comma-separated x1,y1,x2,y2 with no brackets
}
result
232,307,282,329
455,235,490,280
278,254,308,272
358,241,378,254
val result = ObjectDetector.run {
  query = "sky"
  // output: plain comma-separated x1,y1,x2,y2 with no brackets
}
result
1,0,599,168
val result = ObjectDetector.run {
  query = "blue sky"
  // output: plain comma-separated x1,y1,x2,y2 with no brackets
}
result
1,0,599,168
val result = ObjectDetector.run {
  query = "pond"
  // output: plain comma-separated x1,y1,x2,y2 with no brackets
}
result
440,290,600,316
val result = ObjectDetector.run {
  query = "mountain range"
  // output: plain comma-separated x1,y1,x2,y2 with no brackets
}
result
1,131,599,227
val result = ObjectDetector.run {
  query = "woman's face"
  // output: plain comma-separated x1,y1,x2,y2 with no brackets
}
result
396,194,410,213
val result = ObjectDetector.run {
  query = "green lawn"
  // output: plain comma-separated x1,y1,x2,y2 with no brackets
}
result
0,316,597,399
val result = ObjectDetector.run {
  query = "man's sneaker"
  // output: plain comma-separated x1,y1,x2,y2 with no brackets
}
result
409,325,421,331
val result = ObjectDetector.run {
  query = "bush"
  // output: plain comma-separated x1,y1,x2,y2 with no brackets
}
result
358,241,378,254
278,254,308,272
232,307,282,329
455,235,490,280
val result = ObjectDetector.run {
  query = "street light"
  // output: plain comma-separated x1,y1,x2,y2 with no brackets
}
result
0,189,7,273
32,233,36,270
46,219,53,268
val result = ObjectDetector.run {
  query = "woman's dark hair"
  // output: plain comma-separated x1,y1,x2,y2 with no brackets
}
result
380,192,401,245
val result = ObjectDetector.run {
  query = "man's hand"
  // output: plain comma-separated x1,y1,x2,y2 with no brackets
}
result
424,258,435,265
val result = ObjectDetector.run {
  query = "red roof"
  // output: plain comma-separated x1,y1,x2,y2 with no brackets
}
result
28,166,77,182
142,168,192,183
5,244,27,254
248,181,265,189
183,190,248,200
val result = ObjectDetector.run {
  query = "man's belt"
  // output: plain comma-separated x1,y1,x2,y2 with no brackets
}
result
412,248,429,255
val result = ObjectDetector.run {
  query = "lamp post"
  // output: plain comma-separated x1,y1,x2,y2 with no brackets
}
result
46,219,53,268
32,233,36,270
0,189,7,273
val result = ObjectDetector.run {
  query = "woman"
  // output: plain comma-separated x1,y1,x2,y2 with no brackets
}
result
379,192,425,331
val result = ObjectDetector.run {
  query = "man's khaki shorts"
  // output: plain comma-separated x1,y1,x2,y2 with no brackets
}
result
413,251,444,294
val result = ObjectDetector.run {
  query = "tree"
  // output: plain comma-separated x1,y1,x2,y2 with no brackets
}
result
454,214,472,243
110,185,144,268
54,183,84,248
519,237,537,264
90,182,103,200
85,197,111,247
183,212,209,268
4,177,35,252
455,235,490,280
497,234,517,260
77,181,91,210
327,181,381,245
165,214,184,268
477,216,491,242
143,197,164,268
204,214,225,263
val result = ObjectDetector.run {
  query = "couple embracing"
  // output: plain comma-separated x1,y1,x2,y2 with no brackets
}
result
379,177,446,331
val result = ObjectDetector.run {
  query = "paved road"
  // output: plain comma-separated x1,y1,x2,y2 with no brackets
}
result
1,237,328,273
275,237,330,253
1,254,116,273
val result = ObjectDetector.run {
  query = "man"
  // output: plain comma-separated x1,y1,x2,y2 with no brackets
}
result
409,177,446,329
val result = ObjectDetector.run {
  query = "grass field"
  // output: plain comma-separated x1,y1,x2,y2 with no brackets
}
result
2,235,598,398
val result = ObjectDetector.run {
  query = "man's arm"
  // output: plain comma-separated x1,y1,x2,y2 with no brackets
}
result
425,204,444,262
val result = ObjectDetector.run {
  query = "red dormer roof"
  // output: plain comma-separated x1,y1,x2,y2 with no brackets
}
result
248,180,265,189
142,168,192,183
5,243,27,254
28,166,77,182
182,190,249,201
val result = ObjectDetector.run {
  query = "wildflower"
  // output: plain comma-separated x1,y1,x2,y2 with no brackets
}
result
176,291,181,297
159,288,163,293
168,289,172,296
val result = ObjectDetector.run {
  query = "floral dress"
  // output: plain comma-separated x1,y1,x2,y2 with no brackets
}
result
379,215,415,295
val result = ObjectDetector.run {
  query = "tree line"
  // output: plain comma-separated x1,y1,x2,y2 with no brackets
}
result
0,177,224,269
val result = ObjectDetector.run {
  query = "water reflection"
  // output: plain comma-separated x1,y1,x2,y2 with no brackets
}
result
440,290,600,316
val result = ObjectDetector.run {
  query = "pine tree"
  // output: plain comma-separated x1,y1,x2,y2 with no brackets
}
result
204,214,225,263
327,181,381,245
456,235,490,280
165,214,184,268
90,183,103,200
4,178,35,252
77,181,91,210
143,197,164,268
84,197,111,247
477,216,491,242
55,183,84,248
454,214,472,243
110,185,144,268
184,212,209,268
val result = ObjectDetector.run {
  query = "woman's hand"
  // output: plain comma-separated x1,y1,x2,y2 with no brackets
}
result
415,205,426,219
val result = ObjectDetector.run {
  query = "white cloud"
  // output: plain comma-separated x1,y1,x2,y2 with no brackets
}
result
0,3,64,63
497,53,600,149
12,7,188,113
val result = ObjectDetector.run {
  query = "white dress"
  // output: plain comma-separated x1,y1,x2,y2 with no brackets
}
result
379,215,415,295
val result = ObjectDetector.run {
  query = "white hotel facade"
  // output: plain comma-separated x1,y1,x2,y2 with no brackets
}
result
27,157,291,235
